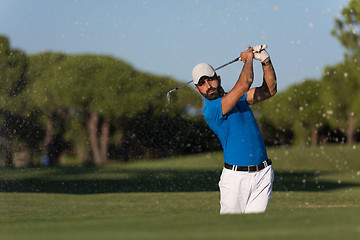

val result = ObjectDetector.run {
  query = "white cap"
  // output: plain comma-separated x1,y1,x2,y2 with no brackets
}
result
192,63,215,85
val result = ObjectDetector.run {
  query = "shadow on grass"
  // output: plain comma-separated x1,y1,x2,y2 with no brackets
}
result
0,167,358,194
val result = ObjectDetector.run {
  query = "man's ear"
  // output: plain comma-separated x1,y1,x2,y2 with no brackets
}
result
195,85,201,94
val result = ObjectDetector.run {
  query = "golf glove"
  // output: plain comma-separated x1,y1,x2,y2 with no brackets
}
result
253,45,269,62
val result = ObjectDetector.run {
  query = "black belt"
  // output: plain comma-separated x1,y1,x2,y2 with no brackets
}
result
224,159,272,172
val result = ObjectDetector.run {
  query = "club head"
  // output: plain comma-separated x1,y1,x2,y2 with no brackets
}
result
166,91,171,103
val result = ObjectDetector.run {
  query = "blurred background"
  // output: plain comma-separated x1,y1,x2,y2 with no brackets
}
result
0,0,359,167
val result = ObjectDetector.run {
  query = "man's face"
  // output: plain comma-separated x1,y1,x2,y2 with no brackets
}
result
196,75,223,100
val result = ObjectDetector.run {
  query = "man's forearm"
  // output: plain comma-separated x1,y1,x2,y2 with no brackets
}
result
234,58,254,94
221,47,254,115
262,59,277,96
221,59,254,115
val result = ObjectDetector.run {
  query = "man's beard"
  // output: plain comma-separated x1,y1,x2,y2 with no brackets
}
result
201,85,225,100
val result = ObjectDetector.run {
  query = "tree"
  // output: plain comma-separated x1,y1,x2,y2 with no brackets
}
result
0,35,39,166
31,54,138,165
26,52,69,165
321,59,360,144
330,0,360,143
254,79,327,146
286,80,326,146
0,35,212,167
28,53,202,165
332,0,360,58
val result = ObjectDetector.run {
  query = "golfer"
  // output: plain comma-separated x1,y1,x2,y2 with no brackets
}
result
192,45,277,214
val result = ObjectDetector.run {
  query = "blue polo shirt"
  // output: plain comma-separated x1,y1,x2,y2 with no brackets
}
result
203,94,268,166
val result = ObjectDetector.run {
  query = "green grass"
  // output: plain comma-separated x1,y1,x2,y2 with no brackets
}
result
0,144,360,240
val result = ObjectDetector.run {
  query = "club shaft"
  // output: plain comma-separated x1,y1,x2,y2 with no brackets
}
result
167,56,241,95
214,57,241,71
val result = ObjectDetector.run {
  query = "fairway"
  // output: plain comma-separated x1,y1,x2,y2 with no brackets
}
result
1,145,360,240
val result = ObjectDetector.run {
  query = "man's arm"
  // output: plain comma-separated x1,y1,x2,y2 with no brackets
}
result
246,56,277,105
221,47,254,115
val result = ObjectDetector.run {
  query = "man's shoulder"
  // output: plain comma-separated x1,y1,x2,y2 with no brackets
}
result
203,94,248,110
203,97,221,111
205,97,222,105
203,98,223,122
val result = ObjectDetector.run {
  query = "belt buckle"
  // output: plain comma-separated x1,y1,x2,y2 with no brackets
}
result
247,165,258,173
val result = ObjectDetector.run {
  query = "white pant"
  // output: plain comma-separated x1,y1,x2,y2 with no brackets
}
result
218,165,274,214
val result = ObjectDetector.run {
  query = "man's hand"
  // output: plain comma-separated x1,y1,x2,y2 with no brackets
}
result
253,45,269,62
240,46,254,63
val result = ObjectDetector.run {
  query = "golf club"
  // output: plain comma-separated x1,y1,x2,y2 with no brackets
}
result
166,44,267,103
166,56,241,103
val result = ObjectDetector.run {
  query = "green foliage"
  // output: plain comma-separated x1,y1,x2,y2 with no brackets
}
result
28,53,201,117
286,81,326,145
0,35,41,165
24,50,204,163
321,58,360,129
114,109,220,160
254,80,326,145
4,0,360,166
332,0,360,57
352,91,360,120
27,53,68,113
0,34,206,165
254,0,360,146
0,36,29,111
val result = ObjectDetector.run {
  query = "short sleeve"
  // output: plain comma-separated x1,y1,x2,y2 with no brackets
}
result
203,98,223,125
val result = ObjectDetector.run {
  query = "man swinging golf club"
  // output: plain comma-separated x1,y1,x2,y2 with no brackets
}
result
192,45,277,214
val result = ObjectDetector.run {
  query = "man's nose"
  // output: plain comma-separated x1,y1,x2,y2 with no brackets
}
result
203,80,211,88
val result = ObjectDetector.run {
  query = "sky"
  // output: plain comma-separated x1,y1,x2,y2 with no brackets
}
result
0,0,350,93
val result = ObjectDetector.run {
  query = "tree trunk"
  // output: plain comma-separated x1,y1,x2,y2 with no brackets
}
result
87,112,102,165
100,119,110,164
310,127,318,146
87,112,109,165
346,112,356,144
44,119,53,150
